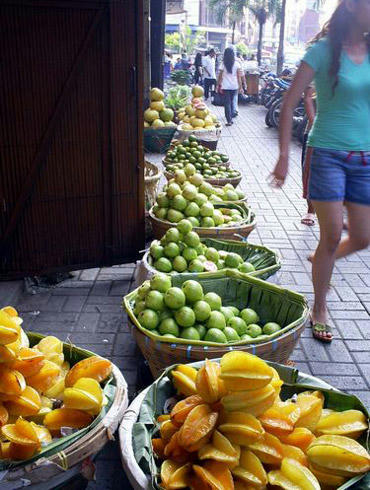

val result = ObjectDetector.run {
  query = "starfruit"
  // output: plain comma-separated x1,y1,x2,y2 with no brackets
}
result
160,460,191,489
231,449,267,488
295,393,323,432
0,403,9,426
220,351,273,392
1,306,18,317
178,404,218,452
222,384,275,417
315,409,368,439
43,408,93,431
307,434,370,477
279,428,316,452
171,365,198,397
7,442,38,460
218,412,264,447
271,367,284,396
152,438,166,459
31,423,52,444
247,432,283,466
1,417,40,446
193,461,234,490
65,356,112,387
29,396,52,424
26,360,61,393
259,401,301,437
198,430,240,468
0,367,26,396
164,431,192,463
281,443,308,467
63,377,103,415
160,420,179,442
44,375,65,399
268,458,320,490
196,359,227,404
10,347,45,377
0,441,11,459
309,464,346,488
0,345,18,363
171,395,204,427
0,310,20,345
4,386,41,416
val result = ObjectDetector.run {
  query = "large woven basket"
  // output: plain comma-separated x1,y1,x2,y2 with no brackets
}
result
124,270,309,377
176,126,222,150
149,203,256,241
142,238,281,280
163,169,242,188
1,332,128,489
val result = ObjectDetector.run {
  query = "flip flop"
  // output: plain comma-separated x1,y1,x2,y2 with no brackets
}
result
301,213,315,226
310,319,333,343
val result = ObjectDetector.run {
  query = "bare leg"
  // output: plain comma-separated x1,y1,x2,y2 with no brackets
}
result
334,202,370,259
311,201,344,340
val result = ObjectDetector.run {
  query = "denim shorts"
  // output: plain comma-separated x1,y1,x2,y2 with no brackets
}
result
307,147,370,205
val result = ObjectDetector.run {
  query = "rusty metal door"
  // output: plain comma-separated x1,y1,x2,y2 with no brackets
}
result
0,0,144,280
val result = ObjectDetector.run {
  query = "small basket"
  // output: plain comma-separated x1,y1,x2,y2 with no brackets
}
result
163,169,242,188
176,126,221,150
124,270,309,377
144,127,176,153
148,203,256,241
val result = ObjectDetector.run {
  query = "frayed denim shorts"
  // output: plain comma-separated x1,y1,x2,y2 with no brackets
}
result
304,147,370,205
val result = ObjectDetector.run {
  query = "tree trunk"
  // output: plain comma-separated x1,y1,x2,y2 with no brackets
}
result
257,20,264,66
277,0,286,75
232,20,236,44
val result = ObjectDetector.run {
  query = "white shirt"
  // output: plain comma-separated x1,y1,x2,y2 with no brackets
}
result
202,55,216,79
220,60,241,90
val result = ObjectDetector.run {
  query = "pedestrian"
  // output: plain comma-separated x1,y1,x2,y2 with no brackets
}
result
270,0,370,343
216,47,243,126
202,48,217,99
180,52,190,70
194,52,203,85
301,85,316,226
163,51,172,79
174,57,182,70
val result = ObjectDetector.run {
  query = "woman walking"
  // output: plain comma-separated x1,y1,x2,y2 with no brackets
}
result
271,0,370,342
216,47,243,126
194,52,203,85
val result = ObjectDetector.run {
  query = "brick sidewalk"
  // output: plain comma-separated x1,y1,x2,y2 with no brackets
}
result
1,103,369,489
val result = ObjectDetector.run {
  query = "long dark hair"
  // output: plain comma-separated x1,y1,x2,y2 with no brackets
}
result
310,0,370,94
195,52,202,67
223,47,235,74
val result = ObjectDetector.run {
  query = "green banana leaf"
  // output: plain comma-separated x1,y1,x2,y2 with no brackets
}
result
0,332,116,471
132,360,370,490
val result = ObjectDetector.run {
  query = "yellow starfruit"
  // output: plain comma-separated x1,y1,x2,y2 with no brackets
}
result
220,351,273,392
218,412,264,447
171,365,198,397
222,384,275,417
295,392,323,432
171,395,204,427
198,430,240,468
160,460,191,489
231,449,267,488
64,355,112,387
178,404,218,452
193,460,234,490
268,457,321,490
4,386,41,417
247,432,283,466
63,377,103,415
196,359,227,404
315,409,368,439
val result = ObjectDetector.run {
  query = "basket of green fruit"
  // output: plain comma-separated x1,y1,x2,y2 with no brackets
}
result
123,270,309,377
142,222,281,280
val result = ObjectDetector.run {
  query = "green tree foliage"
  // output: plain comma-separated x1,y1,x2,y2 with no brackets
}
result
165,27,206,54
209,0,247,44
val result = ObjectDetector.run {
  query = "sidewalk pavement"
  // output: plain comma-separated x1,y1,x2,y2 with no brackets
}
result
1,103,369,489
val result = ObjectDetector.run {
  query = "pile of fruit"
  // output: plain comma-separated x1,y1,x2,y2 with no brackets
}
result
144,88,176,129
0,307,112,461
148,222,255,274
152,353,370,489
133,274,282,343
177,86,220,131
165,136,241,181
152,168,246,227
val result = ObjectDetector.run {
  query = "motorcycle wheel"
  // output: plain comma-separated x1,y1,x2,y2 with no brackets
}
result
270,99,282,128
265,108,273,127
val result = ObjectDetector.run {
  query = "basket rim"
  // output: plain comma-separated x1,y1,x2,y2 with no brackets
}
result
162,165,242,185
145,161,162,184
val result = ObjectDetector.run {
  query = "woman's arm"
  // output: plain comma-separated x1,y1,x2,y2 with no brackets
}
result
237,69,244,92
304,86,316,128
271,62,315,186
216,70,223,92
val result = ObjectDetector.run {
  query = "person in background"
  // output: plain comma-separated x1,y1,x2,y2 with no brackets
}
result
174,57,182,70
202,48,217,99
216,47,243,126
194,52,203,85
271,0,370,343
163,52,172,79
180,53,190,70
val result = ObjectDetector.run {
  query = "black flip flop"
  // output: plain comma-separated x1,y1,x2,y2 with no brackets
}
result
310,320,333,343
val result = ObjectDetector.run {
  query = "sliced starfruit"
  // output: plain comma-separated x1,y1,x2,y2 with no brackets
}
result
268,457,320,490
171,395,204,427
152,438,166,459
315,409,368,439
295,392,323,432
259,401,301,437
247,432,283,466
4,386,41,416
0,403,9,426
43,408,93,431
164,431,192,464
220,351,273,392
171,365,198,397
1,417,39,446
26,360,61,393
160,460,191,489
65,356,112,387
307,434,370,477
281,443,308,467
279,427,316,452
196,359,227,404
10,347,45,377
198,430,240,468
63,377,103,415
231,449,267,488
218,412,264,447
178,404,218,452
161,420,179,442
193,461,234,490
222,384,275,417
0,367,26,396
44,375,65,399
0,310,20,345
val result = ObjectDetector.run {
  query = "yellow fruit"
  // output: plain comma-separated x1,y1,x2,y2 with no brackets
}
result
152,438,166,459
164,431,192,464
65,356,112,387
1,306,18,317
160,420,179,442
270,367,284,396
150,100,165,112
27,360,61,393
281,443,308,467
196,359,227,404
0,403,9,426
63,377,103,415
178,404,218,452
0,310,20,345
10,347,44,377
171,365,198,397
222,384,275,417
315,409,368,439
7,442,38,460
309,464,346,487
259,401,300,437
2,417,39,446
0,367,26,396
218,412,264,447
198,430,240,468
160,460,191,489
279,427,316,452
295,393,323,432
220,351,273,392
171,395,204,427
44,375,65,399
270,457,320,490
193,461,234,490
32,423,52,444
4,386,41,416
231,449,267,488
0,345,18,363
0,441,11,459
43,408,93,431
247,432,283,466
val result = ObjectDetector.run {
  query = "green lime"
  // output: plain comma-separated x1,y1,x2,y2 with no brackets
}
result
183,247,198,262
204,328,227,343
181,280,204,303
229,306,240,316
238,262,256,273
177,219,193,234
227,316,247,335
138,309,159,330
164,242,180,258
174,306,196,327
204,292,222,310
196,324,207,339
159,318,180,337
245,324,263,338
240,308,260,325
220,306,235,323
133,300,146,315
263,322,282,335
241,333,253,341
154,257,172,273
193,300,211,322
225,252,243,268
206,311,226,330
188,259,204,272
180,327,200,341
172,256,188,272
224,327,241,342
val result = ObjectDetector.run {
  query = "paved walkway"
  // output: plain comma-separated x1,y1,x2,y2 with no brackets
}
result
1,103,369,489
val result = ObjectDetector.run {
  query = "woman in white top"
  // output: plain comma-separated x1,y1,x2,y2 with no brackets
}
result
216,48,243,126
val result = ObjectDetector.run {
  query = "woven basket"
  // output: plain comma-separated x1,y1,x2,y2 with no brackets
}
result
144,127,176,153
176,127,222,150
162,157,231,168
145,161,162,210
1,332,128,488
124,270,309,377
142,238,281,280
149,203,256,241
163,168,241,188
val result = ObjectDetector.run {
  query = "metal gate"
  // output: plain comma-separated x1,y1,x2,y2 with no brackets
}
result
0,0,144,280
